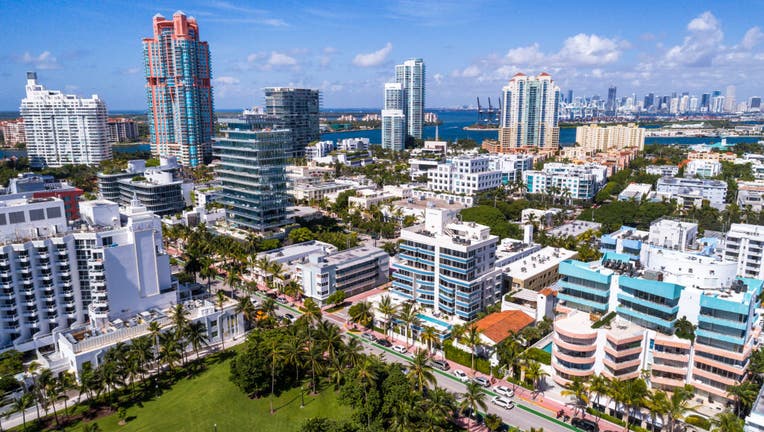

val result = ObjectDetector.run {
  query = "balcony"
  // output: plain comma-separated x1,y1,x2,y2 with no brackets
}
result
553,334,597,352
652,362,687,376
18,256,29,264
652,351,690,363
604,344,642,358
38,252,49,260
603,356,641,370
651,375,687,389
57,249,68,257
20,268,31,275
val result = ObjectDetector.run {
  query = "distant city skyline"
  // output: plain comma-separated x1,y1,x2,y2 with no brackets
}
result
1,1,764,110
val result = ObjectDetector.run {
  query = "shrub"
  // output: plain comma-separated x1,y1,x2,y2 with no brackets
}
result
685,415,711,430
524,347,551,365
443,342,491,375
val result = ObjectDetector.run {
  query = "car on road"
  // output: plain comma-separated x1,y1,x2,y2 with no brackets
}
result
376,338,392,347
572,417,599,432
283,313,296,322
276,296,288,303
491,396,514,410
392,345,407,354
453,370,469,382
473,376,491,387
494,385,514,398
428,359,450,371
361,332,376,341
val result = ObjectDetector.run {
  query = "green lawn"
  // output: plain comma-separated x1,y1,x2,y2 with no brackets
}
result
79,353,352,432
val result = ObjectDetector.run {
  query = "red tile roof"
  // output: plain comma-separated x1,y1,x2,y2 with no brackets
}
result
474,310,535,344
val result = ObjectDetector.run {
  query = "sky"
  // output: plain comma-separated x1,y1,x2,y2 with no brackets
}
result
1,0,764,110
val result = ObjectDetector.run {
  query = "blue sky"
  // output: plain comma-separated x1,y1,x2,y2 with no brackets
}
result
1,0,763,110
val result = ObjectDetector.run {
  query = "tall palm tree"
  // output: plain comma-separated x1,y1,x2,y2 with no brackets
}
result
199,256,218,292
282,335,305,384
712,410,744,432
235,296,257,329
662,384,697,432
342,337,365,368
424,386,455,429
266,337,285,414
6,392,34,432
407,349,436,393
348,301,374,328
158,332,182,371
317,321,344,364
465,324,481,374
588,374,608,414
398,301,419,347
561,376,590,416
185,321,210,361
304,339,323,395
378,295,397,340
130,336,154,383
215,290,226,311
460,382,488,430
523,360,548,393
300,298,322,329
620,378,648,431
727,381,758,416
259,297,278,320
420,326,439,357
355,356,380,429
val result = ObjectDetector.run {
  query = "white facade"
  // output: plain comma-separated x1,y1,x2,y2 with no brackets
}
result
337,138,370,152
305,140,335,160
384,82,404,110
618,183,653,201
300,246,389,304
575,123,645,152
524,163,608,200
647,219,698,251
737,181,764,211
646,165,679,176
427,156,502,196
21,73,111,168
655,177,727,209
381,109,406,151
487,154,534,184
395,58,425,139
686,159,722,178
0,198,68,242
725,224,764,279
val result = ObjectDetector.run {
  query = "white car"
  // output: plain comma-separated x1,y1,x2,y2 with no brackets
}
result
453,370,469,382
494,385,514,398
392,345,408,354
491,396,515,410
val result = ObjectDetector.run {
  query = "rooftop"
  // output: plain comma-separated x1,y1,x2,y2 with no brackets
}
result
475,310,535,344
547,220,602,238
501,246,578,279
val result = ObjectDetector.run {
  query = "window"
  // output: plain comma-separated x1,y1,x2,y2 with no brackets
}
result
29,209,45,221
0,214,6,226
8,212,24,224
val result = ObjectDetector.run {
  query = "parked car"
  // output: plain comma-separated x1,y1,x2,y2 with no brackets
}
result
494,385,514,398
491,396,514,410
392,345,408,354
453,370,469,382
376,338,392,347
473,376,491,387
572,418,599,432
283,313,296,322
428,359,450,371
361,332,376,341
276,296,288,303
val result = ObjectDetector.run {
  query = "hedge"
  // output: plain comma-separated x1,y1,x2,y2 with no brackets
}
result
592,311,616,329
685,415,711,430
525,347,551,365
586,408,649,432
444,343,492,375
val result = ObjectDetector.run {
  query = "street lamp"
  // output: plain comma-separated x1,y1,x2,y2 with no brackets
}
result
214,424,217,432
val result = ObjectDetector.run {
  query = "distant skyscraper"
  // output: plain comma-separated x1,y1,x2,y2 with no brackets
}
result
644,93,655,110
395,58,425,139
264,88,321,159
749,97,762,112
143,11,213,167
21,72,111,168
606,86,617,116
725,85,736,112
567,90,574,104
384,83,404,110
701,93,711,111
497,72,560,152
381,109,406,151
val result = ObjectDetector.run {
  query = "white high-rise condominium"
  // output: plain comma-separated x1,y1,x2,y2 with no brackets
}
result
381,109,406,151
725,85,736,112
384,83,404,110
498,72,560,152
21,72,111,168
395,58,425,139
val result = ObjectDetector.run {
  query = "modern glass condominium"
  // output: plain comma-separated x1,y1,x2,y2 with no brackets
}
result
213,121,293,232
264,88,320,159
143,11,214,167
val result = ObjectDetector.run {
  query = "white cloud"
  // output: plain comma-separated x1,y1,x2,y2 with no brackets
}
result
267,52,298,68
505,43,545,65
213,76,240,85
557,33,622,65
352,43,392,67
433,73,444,84
742,27,763,50
17,51,60,70
121,67,140,75
664,11,723,67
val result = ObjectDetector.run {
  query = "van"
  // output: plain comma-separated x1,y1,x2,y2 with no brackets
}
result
428,359,450,371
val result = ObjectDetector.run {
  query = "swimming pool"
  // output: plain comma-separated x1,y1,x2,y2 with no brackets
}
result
417,313,451,329
541,341,552,354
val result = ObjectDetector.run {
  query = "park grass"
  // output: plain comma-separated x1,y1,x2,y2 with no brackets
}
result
73,351,352,432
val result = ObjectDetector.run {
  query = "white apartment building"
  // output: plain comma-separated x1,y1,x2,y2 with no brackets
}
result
384,83,404,110
409,158,441,181
0,198,177,353
655,177,727,210
381,109,406,151
575,123,645,152
290,181,354,202
646,165,680,176
21,72,111,168
427,156,502,196
300,246,389,304
0,198,68,242
686,159,722,178
737,181,764,211
338,138,370,152
487,154,534,184
305,140,336,160
499,72,560,150
724,223,764,279
391,208,503,320
523,163,608,200
618,183,653,201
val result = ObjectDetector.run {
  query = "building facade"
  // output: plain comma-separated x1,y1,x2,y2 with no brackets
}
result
575,124,645,152
523,163,608,200
300,246,389,304
143,11,213,167
499,73,560,151
655,177,727,209
686,160,722,178
21,73,111,168
427,156,502,196
264,87,320,159
391,208,502,321
0,119,25,146
381,109,406,151
725,224,764,279
97,158,189,216
395,58,425,139
214,120,293,232
107,118,139,143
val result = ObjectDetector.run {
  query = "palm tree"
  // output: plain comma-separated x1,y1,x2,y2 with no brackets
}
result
55,371,75,420
398,301,419,347
712,410,744,432
465,324,481,374
407,349,436,392
317,321,344,364
282,335,305,383
235,296,257,329
355,356,380,429
523,360,548,393
185,321,210,362
460,382,488,429
158,332,182,371
424,386,455,428
342,337,364,368
300,298,322,329
266,337,285,414
485,413,503,431
304,339,323,395
7,392,34,431
348,301,374,328
259,297,278,320
378,295,397,340
727,381,758,416
620,378,648,431
420,325,439,357
588,374,608,414
215,290,226,311
282,279,302,300
199,256,218,292
662,384,697,432
130,336,154,383
561,376,590,416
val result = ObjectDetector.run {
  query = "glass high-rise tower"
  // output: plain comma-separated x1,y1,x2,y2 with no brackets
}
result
143,11,213,167
395,58,425,139
264,88,320,159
